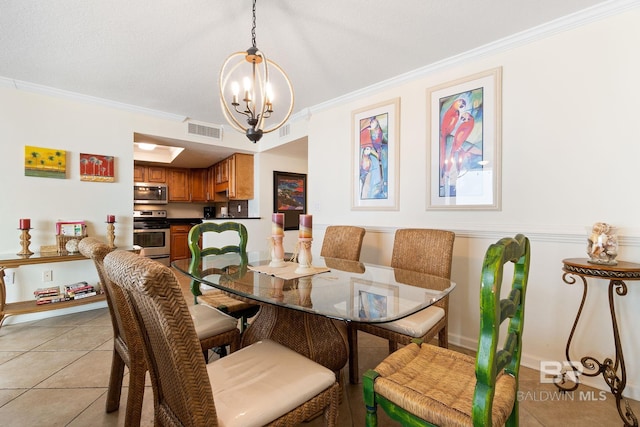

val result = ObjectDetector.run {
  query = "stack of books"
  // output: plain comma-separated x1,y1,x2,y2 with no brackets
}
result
34,286,70,305
33,282,97,305
64,282,97,300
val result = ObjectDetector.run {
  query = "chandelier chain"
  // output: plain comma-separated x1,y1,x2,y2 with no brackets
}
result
251,0,257,49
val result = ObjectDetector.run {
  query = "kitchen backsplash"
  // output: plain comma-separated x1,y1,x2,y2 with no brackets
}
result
134,201,250,219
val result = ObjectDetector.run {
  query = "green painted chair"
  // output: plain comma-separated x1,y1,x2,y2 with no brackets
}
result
188,222,259,332
363,234,530,427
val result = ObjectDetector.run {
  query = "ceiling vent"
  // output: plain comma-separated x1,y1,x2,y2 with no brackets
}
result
187,121,223,140
279,124,290,138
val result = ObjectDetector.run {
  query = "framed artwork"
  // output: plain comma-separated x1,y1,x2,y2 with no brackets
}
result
351,98,400,210
350,278,399,320
273,171,307,230
427,67,502,210
80,153,115,182
24,146,66,179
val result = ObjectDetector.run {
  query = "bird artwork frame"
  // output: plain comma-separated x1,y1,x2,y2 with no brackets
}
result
351,97,400,211
427,67,502,211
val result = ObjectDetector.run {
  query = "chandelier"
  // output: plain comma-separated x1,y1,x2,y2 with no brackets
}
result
218,0,294,143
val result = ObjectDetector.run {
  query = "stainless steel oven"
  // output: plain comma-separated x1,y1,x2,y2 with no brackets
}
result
133,210,170,266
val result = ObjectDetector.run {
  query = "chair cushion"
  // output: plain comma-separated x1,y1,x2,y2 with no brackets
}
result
374,343,516,427
197,291,257,314
188,304,238,339
207,339,336,427
376,306,445,337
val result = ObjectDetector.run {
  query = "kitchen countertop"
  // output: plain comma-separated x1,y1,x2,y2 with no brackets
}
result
167,218,203,225
203,217,262,220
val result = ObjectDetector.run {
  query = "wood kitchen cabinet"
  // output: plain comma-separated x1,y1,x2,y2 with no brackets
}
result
213,153,253,200
170,224,202,261
170,224,192,261
167,168,190,202
134,164,166,183
190,168,209,202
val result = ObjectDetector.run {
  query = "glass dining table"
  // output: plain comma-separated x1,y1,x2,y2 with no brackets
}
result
172,252,456,377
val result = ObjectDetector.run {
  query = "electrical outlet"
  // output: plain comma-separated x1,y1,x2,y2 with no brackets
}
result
5,271,15,285
42,270,53,282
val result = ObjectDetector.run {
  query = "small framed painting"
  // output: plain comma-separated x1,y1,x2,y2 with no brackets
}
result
351,98,400,210
427,67,502,210
80,153,116,182
350,278,399,320
273,171,307,230
24,146,66,179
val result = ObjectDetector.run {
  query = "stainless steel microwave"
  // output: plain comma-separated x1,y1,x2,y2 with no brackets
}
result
134,183,168,204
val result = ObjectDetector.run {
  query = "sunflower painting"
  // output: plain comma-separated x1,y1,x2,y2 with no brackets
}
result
80,153,115,182
24,146,66,179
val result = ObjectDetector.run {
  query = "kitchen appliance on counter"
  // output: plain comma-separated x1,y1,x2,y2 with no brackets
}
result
134,183,168,204
133,209,170,265
203,200,248,219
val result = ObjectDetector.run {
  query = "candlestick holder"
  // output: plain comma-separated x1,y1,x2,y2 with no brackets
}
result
17,228,34,256
295,238,313,274
107,222,116,249
297,276,313,308
269,235,286,267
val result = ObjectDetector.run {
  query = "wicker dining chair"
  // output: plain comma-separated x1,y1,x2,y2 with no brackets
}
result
348,228,455,384
363,234,530,426
189,222,259,332
79,238,241,426
320,225,366,261
104,250,341,427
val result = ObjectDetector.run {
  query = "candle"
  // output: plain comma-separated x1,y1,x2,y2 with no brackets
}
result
107,215,116,223
272,213,284,235
299,214,312,238
19,218,31,229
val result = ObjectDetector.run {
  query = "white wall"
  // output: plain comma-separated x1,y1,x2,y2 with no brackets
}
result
307,8,640,399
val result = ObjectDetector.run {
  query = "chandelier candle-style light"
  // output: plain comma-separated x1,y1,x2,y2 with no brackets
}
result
219,0,294,142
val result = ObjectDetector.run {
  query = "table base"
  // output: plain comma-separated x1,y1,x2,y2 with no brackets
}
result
241,304,348,376
556,263,638,427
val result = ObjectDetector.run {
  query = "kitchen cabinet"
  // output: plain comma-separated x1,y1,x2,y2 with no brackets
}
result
167,168,190,202
190,168,209,202
170,224,199,261
134,164,166,183
213,153,254,200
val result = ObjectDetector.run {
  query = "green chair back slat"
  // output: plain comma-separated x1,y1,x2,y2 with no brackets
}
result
187,222,248,299
473,233,530,426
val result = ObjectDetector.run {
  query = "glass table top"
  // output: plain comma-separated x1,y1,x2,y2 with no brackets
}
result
172,252,456,324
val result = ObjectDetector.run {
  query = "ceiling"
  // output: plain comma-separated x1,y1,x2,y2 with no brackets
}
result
0,0,611,167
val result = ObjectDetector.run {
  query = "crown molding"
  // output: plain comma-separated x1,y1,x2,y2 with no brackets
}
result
308,0,639,115
0,76,187,122
1,0,637,124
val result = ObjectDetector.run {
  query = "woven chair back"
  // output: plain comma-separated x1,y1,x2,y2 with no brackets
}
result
390,228,455,279
320,225,366,261
78,238,130,347
104,250,218,427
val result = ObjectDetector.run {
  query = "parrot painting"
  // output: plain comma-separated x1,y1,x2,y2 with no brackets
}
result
439,98,467,185
446,111,475,175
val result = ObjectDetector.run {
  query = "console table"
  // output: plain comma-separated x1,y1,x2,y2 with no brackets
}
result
556,258,639,427
0,252,106,327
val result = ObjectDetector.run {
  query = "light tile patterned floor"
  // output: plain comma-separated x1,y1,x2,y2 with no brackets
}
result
0,271,637,426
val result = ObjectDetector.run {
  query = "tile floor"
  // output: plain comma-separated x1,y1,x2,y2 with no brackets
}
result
0,271,637,426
